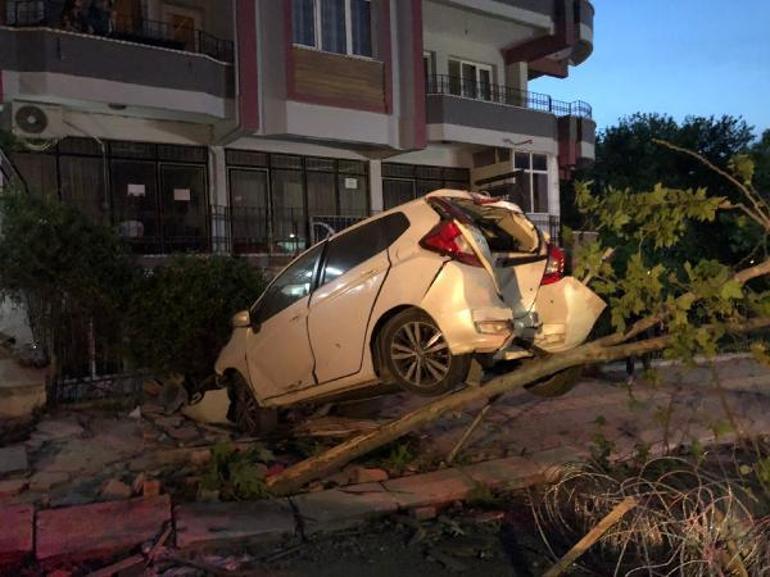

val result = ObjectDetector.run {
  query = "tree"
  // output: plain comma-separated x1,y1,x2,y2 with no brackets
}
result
562,114,759,267
267,142,770,495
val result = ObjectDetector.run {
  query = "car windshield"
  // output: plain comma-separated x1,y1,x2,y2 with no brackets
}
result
440,198,541,253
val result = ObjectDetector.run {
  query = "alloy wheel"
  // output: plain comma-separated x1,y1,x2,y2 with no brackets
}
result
389,321,450,390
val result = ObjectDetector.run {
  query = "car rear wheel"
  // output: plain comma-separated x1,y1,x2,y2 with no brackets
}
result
227,372,278,435
380,309,470,396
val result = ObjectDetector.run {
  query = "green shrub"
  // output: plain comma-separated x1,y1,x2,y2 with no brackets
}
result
124,254,266,380
0,189,135,358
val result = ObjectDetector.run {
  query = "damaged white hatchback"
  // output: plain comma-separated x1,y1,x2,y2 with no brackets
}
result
215,190,605,432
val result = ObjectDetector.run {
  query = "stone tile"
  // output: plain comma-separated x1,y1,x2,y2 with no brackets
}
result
174,499,295,549
0,445,28,477
459,456,544,491
35,419,84,439
383,468,475,509
526,445,591,481
0,504,33,568
36,495,171,565
0,479,28,499
292,482,398,535
28,472,70,493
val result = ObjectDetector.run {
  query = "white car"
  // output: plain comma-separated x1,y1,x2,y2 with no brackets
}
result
215,190,605,432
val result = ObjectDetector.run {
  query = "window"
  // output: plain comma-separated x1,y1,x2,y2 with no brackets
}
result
292,0,372,57
321,213,409,285
382,163,470,210
60,156,107,224
253,243,324,325
271,169,306,254
160,164,208,252
424,51,436,91
512,153,549,213
448,58,493,100
230,169,269,254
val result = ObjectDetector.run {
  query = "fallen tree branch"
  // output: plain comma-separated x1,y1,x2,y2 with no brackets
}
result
446,394,500,465
541,496,638,577
266,318,770,495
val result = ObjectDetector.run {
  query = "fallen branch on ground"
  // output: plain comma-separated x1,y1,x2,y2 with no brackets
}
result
541,496,638,577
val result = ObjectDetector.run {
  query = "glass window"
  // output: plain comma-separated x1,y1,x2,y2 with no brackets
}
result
533,173,549,212
10,152,57,199
351,0,371,56
383,179,415,210
307,171,337,216
473,149,496,168
337,174,368,215
271,169,306,254
60,156,107,224
448,59,461,95
321,213,409,285
253,243,324,324
160,164,208,252
321,0,346,54
532,154,547,171
230,169,269,254
111,160,160,253
292,0,316,46
515,153,531,170
512,170,531,213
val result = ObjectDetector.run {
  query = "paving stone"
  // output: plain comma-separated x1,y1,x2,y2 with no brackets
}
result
175,500,295,549
99,478,132,500
292,482,399,535
0,445,28,477
0,478,28,498
526,445,591,481
459,456,544,491
0,504,33,568
352,467,389,484
382,469,475,509
29,472,70,493
35,419,84,439
36,495,171,566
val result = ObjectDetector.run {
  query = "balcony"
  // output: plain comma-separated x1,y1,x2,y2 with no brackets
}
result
4,0,234,62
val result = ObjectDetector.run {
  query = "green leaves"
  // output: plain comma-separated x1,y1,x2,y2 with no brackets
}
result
729,153,755,185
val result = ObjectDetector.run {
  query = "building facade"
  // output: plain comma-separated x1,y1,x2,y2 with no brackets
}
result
0,0,595,265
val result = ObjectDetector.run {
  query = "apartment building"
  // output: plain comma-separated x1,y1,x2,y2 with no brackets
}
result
0,0,595,264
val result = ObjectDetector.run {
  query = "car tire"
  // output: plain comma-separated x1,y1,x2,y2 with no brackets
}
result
227,372,278,435
380,308,470,397
525,366,582,398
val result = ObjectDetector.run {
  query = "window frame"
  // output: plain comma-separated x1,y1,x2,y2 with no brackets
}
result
514,152,550,214
292,0,374,59
448,58,494,100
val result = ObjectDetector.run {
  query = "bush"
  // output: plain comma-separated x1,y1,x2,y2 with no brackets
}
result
125,255,266,380
0,189,136,358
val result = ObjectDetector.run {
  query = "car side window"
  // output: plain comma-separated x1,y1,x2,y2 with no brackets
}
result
321,212,409,285
252,243,324,324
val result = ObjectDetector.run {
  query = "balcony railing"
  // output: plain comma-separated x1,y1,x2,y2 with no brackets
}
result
425,74,592,119
5,0,234,63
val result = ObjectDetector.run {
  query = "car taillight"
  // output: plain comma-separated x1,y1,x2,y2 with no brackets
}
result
420,220,482,267
540,244,565,286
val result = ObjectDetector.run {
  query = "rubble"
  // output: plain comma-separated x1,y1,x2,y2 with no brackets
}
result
99,479,133,500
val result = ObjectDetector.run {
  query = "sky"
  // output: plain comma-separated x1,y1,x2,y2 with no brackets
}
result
530,0,770,137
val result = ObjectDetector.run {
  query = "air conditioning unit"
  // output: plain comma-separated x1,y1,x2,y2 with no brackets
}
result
11,102,64,140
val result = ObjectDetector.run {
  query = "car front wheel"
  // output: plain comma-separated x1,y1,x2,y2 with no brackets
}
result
380,309,470,396
227,372,278,435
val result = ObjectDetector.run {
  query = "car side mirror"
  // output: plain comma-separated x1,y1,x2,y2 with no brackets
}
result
248,308,262,333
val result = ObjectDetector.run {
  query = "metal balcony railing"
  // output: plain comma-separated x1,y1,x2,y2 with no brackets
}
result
5,0,234,63
425,74,592,119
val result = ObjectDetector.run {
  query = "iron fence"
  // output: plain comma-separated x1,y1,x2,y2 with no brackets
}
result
527,213,561,244
5,0,234,62
425,74,592,119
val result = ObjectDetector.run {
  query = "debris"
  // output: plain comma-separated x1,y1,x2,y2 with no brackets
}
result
0,479,28,498
181,388,232,425
353,467,388,484
142,479,161,497
143,378,164,397
541,496,637,577
158,378,188,415
291,416,383,438
145,522,173,564
189,449,212,467
160,551,252,577
0,445,28,476
29,472,69,493
99,479,133,500
84,554,144,577
128,406,142,419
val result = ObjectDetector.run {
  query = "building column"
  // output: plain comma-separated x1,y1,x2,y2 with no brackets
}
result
547,154,560,218
369,159,383,212
505,61,527,92
209,146,231,254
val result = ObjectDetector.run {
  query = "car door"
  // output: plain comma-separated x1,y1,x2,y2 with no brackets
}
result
246,243,324,400
307,213,410,384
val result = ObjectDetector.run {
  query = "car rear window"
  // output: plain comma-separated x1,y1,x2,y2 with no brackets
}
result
435,198,540,253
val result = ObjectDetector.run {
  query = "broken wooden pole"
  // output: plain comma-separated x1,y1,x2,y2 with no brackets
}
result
541,496,638,577
446,394,501,465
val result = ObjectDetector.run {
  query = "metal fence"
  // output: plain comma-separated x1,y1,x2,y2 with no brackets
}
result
5,0,234,62
527,213,561,244
425,74,592,119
